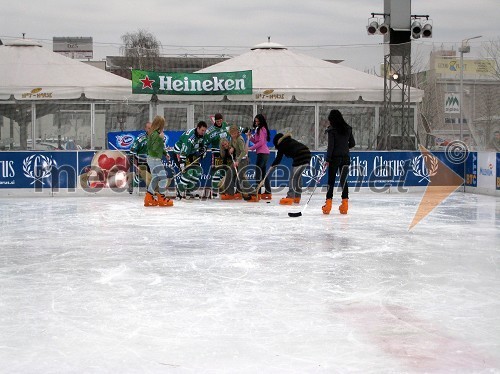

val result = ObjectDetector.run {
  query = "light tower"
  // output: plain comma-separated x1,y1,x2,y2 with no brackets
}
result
367,0,432,150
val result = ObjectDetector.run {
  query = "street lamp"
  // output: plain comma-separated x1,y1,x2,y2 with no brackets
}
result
459,35,482,142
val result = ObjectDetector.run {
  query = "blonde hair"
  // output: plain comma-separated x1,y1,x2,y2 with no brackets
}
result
229,124,240,135
220,137,230,148
151,116,166,132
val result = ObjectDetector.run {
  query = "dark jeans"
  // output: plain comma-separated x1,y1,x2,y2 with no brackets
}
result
287,164,308,199
326,156,350,200
255,153,271,194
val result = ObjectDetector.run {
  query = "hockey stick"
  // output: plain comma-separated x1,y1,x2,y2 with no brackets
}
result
246,166,274,197
172,151,206,199
172,152,205,179
288,166,327,218
287,182,321,217
230,153,241,187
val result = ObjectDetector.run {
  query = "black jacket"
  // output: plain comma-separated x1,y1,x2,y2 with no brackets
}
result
272,134,312,167
325,125,355,162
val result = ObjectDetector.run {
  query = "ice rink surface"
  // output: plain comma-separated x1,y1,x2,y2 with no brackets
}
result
0,190,499,373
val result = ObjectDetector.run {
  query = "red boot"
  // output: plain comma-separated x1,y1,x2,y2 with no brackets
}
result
322,199,332,214
339,198,348,214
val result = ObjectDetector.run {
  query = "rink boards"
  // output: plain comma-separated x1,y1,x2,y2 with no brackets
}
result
0,150,498,195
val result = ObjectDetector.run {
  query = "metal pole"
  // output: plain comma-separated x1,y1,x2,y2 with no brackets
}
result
459,48,464,142
458,35,481,143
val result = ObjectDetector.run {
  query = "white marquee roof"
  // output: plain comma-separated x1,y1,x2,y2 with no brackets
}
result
0,39,142,101
187,42,423,103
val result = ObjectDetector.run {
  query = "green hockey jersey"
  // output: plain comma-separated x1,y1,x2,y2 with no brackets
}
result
204,122,230,154
173,128,206,163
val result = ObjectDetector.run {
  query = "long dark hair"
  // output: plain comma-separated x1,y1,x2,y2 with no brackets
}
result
253,114,271,142
327,110,349,135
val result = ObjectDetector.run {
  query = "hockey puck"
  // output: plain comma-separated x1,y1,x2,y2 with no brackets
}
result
266,201,271,204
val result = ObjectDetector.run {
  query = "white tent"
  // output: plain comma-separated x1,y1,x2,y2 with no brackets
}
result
0,39,143,102
180,41,423,103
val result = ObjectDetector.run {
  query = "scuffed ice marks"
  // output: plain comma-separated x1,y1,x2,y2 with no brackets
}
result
93,263,162,287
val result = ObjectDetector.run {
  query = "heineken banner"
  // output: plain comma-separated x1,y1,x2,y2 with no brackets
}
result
132,69,252,95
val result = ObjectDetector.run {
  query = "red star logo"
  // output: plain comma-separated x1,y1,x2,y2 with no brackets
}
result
140,75,155,89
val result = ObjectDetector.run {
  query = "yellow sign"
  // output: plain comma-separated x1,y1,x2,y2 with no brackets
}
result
254,89,288,101
434,57,494,75
21,87,53,99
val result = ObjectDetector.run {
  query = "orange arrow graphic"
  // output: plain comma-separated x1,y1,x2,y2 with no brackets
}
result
409,145,464,230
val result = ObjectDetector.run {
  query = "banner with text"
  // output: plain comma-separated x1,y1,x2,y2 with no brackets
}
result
132,70,252,95
1,150,473,191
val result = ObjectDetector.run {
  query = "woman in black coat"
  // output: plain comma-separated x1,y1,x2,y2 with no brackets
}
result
271,133,312,205
323,110,355,214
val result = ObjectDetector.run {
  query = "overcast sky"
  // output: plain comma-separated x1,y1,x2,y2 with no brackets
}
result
2,0,498,71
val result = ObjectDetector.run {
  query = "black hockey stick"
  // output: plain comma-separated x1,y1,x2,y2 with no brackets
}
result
287,166,327,218
288,182,321,217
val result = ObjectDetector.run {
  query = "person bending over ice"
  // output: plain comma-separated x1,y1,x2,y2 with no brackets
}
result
271,133,312,205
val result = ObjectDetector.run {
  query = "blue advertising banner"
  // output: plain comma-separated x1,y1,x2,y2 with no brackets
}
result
465,152,478,187
107,130,277,151
0,152,78,190
0,149,469,191
107,131,180,151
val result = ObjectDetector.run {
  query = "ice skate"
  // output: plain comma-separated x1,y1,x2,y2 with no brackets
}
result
279,197,294,205
144,192,158,207
156,193,174,207
322,198,332,214
339,198,348,214
244,194,259,202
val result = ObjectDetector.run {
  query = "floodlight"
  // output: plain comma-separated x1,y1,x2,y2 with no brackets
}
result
367,21,379,35
378,23,389,35
391,73,401,82
422,23,432,38
411,20,422,39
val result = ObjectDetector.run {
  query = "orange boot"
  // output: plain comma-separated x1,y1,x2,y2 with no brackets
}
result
322,199,332,214
245,194,260,202
260,193,272,200
339,198,348,214
144,192,158,207
156,193,174,207
279,197,294,205
293,197,301,204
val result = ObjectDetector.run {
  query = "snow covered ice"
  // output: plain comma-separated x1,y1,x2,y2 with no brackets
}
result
0,191,499,373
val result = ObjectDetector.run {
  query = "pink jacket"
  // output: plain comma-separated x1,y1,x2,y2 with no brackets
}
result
249,127,270,154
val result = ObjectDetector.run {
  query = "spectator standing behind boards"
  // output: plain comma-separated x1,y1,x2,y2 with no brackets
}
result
322,109,355,215
144,116,173,207
248,114,272,200
128,121,152,194
270,133,312,205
